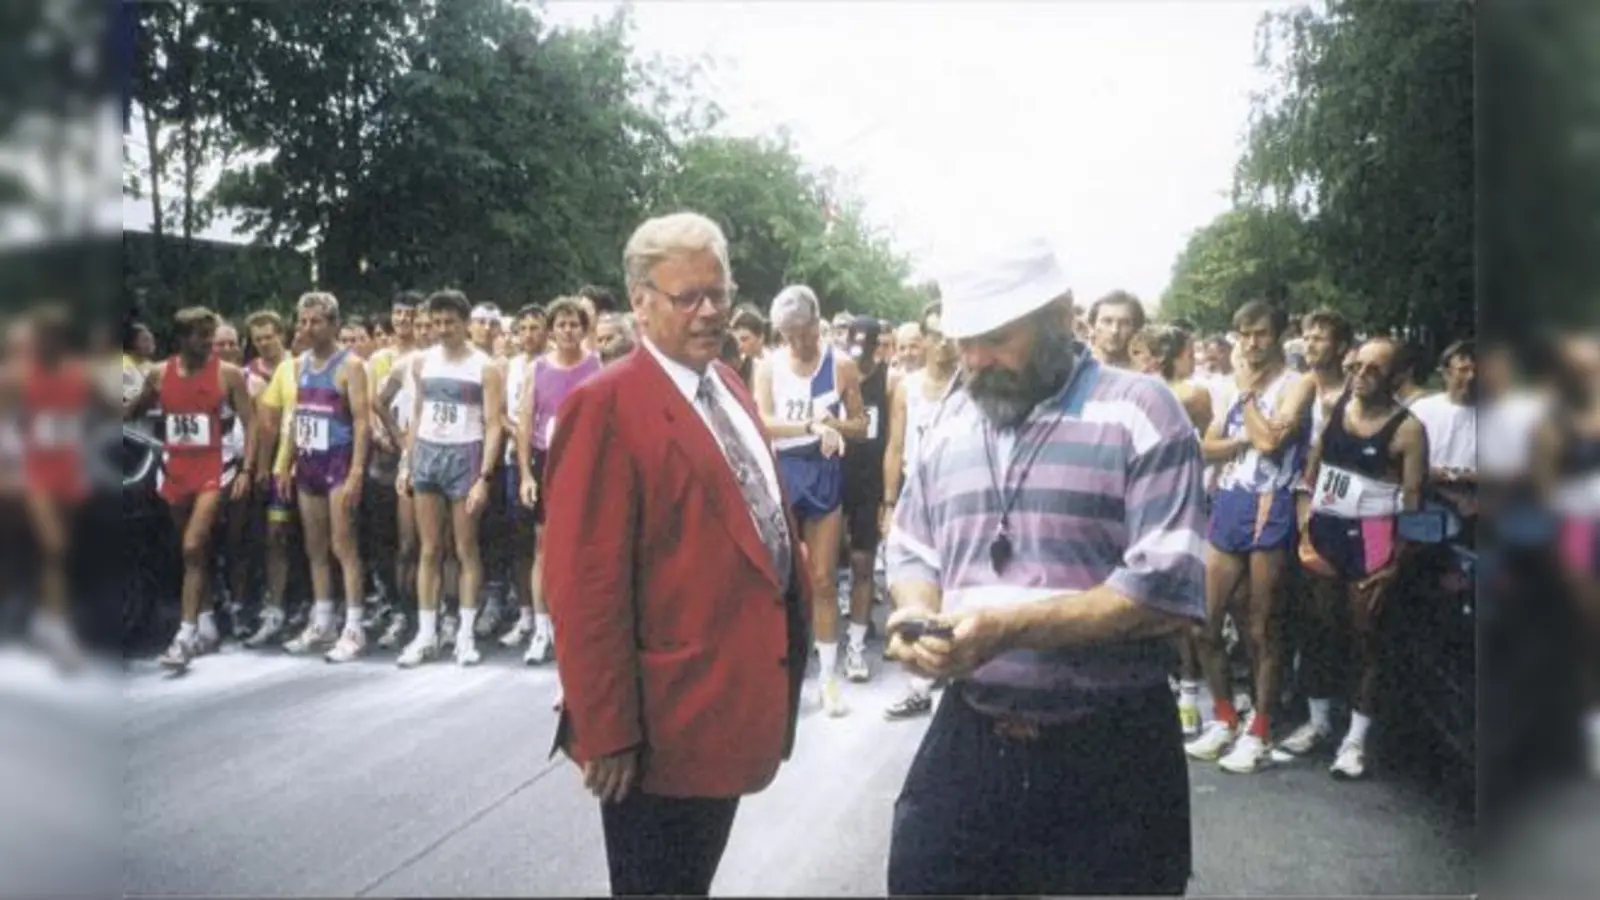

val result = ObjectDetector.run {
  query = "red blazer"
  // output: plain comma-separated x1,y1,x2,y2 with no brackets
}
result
543,347,812,799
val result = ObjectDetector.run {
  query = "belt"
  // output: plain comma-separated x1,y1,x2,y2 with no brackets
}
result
989,715,1043,742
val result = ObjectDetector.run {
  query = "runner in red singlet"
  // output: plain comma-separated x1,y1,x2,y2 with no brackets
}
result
126,307,255,671
6,305,118,668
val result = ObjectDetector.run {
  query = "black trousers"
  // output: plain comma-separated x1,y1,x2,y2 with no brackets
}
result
599,791,740,897
888,686,1192,896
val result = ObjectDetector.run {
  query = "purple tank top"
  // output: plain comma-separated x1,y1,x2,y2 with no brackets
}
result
530,353,600,450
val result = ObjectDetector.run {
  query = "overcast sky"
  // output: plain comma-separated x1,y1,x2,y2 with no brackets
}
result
119,1,1279,308
539,0,1280,307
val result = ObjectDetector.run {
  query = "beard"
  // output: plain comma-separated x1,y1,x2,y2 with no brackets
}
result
966,316,1078,430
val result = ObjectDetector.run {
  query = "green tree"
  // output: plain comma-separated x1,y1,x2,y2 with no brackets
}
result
658,133,919,320
1231,0,1472,348
1161,205,1340,332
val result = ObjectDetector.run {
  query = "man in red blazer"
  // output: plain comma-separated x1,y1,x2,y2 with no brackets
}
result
542,211,812,897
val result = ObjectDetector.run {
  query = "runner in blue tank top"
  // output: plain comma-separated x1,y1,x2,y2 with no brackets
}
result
754,285,868,717
277,292,372,664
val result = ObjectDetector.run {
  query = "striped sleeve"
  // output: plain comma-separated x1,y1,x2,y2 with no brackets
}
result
1103,384,1207,622
886,450,941,587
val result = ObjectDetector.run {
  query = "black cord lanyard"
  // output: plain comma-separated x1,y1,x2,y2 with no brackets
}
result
978,355,1097,574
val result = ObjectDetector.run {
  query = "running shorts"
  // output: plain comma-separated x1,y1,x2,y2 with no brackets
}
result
294,446,354,496
1307,513,1398,581
410,439,483,501
841,463,884,554
266,474,295,524
1208,487,1296,554
159,459,221,507
1559,516,1600,579
777,445,843,522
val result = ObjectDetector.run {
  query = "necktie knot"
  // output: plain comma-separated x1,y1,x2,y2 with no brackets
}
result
696,375,716,405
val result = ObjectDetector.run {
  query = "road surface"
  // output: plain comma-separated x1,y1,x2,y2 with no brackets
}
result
3,640,1473,897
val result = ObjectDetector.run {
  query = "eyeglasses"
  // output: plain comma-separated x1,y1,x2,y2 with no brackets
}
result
646,281,736,312
1348,362,1386,377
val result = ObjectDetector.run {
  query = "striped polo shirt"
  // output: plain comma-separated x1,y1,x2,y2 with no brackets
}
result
885,349,1208,722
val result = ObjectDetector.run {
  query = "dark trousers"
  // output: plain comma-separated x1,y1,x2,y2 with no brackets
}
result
599,791,740,897
888,686,1192,896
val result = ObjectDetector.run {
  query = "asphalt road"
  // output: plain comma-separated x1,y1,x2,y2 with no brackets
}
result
2,637,1474,898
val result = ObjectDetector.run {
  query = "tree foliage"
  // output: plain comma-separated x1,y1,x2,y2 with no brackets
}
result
1166,0,1472,352
1161,205,1341,333
124,0,922,324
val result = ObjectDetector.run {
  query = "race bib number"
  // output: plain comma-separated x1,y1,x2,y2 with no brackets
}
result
425,400,470,441
165,413,212,447
783,398,811,422
31,412,83,448
294,413,330,452
1313,465,1360,517
865,406,881,441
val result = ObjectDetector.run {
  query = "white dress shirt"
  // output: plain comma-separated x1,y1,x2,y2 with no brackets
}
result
642,338,784,505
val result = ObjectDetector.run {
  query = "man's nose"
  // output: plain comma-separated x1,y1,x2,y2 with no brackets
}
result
961,343,996,370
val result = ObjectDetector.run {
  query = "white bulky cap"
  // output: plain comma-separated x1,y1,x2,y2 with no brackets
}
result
938,236,1072,340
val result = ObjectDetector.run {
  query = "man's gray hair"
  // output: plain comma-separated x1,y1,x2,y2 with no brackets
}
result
297,291,340,320
623,212,730,291
770,285,821,333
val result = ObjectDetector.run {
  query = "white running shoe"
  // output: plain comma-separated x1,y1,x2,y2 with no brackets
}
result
1330,740,1368,780
196,617,222,655
324,627,365,664
1219,730,1272,774
500,618,534,649
820,677,849,717
1273,721,1333,760
283,621,338,655
376,613,408,650
1185,720,1237,761
844,644,870,683
454,634,481,667
524,630,553,665
157,635,198,671
396,633,439,668
244,607,286,648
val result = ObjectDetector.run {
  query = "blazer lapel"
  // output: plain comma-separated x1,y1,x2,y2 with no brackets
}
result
635,352,782,588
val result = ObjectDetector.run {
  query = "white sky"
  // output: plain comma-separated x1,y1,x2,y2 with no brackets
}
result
539,0,1281,307
117,0,1281,309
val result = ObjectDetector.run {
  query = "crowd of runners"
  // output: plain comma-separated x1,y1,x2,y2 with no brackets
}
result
3,271,1594,780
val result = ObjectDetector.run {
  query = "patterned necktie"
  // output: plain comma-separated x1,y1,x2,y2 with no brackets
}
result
697,375,792,590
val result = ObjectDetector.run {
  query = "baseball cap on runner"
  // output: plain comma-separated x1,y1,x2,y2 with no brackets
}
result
938,236,1072,341
846,315,882,361
470,303,502,323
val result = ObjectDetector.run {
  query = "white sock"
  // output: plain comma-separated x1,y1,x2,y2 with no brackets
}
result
518,608,535,629
1308,698,1332,731
458,607,478,639
176,621,197,642
535,613,553,637
197,610,217,635
417,609,439,639
816,641,839,680
313,599,337,629
847,622,868,650
908,676,933,698
1346,711,1372,746
1179,680,1200,705
344,605,364,631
